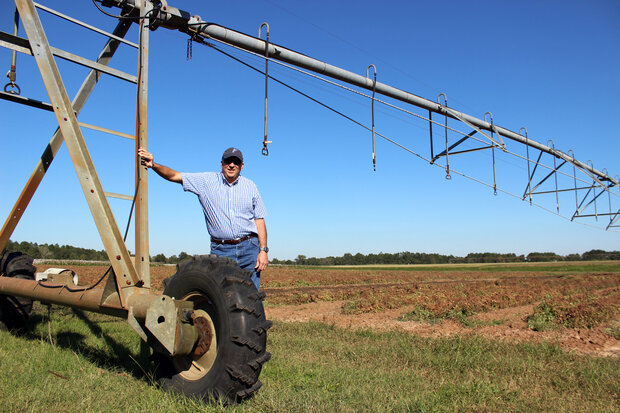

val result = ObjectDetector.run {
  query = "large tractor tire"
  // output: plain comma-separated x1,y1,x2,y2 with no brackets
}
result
0,251,36,331
154,255,272,404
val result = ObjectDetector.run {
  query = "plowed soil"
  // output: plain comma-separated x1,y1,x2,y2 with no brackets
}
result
36,262,620,357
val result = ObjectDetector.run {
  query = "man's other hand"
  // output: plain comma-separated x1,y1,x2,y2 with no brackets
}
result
255,251,268,272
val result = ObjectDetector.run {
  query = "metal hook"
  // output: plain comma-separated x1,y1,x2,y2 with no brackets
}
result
485,112,496,142
259,23,271,156
546,140,560,212
3,81,20,95
567,149,578,210
520,127,532,204
437,94,450,179
4,7,20,95
586,160,599,220
485,113,497,194
366,64,376,80
600,168,613,225
258,22,270,39
367,64,377,171
484,112,493,124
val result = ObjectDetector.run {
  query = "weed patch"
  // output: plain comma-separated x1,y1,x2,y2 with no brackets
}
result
604,326,620,340
398,306,439,323
528,298,558,331
528,288,620,331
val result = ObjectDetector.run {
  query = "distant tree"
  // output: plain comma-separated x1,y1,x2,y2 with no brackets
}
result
582,249,620,261
152,253,167,263
527,252,563,262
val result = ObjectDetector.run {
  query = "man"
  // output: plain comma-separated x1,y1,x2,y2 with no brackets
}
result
138,147,268,290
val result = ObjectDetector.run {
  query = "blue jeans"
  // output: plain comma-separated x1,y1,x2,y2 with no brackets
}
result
210,236,260,290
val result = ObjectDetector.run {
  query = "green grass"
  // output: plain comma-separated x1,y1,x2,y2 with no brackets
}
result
1,306,619,412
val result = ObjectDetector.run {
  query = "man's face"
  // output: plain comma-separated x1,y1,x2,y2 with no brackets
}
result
221,157,243,183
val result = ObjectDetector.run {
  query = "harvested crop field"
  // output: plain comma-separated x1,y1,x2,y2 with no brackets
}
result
36,260,620,357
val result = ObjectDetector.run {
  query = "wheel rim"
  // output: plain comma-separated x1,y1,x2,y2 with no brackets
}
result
172,292,218,381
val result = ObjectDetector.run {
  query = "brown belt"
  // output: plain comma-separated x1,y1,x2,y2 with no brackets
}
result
211,234,257,245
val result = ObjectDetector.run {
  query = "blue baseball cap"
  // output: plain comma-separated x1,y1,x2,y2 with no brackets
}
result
221,147,243,162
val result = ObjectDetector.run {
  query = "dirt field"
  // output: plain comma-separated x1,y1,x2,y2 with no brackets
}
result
36,262,620,357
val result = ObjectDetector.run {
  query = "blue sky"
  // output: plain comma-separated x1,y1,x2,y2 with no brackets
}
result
1,0,619,260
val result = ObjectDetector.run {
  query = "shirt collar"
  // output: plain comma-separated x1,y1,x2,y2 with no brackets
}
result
220,172,240,186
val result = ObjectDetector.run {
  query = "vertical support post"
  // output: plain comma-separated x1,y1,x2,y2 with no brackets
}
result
135,0,151,287
15,0,139,304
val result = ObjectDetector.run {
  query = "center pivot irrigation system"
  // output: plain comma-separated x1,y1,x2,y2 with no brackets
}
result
0,0,618,404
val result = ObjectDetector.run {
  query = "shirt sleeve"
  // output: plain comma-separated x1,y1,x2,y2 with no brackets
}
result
181,172,208,195
252,183,267,219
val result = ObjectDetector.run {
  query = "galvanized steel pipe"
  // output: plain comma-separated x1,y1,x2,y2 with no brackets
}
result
109,0,618,186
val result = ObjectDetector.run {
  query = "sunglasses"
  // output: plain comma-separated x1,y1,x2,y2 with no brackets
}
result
223,157,242,166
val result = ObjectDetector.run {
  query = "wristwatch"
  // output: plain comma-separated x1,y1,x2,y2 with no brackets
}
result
260,246,269,253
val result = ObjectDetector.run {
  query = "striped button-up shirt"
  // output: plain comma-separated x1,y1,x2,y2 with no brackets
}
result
181,172,267,240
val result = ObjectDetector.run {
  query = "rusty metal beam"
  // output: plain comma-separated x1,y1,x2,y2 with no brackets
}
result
14,0,139,306
0,18,133,254
134,0,151,287
0,30,137,83
0,274,198,356
0,275,160,320
0,276,119,315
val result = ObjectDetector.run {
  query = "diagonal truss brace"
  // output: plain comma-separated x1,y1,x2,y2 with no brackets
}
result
0,30,137,83
14,0,140,304
444,107,505,148
431,130,488,163
0,19,133,252
572,183,612,220
525,160,568,197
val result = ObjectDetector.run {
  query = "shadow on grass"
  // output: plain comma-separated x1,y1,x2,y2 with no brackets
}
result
19,308,155,382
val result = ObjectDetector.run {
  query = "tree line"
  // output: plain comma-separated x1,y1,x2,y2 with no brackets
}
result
272,250,620,265
4,240,191,264
4,240,619,265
